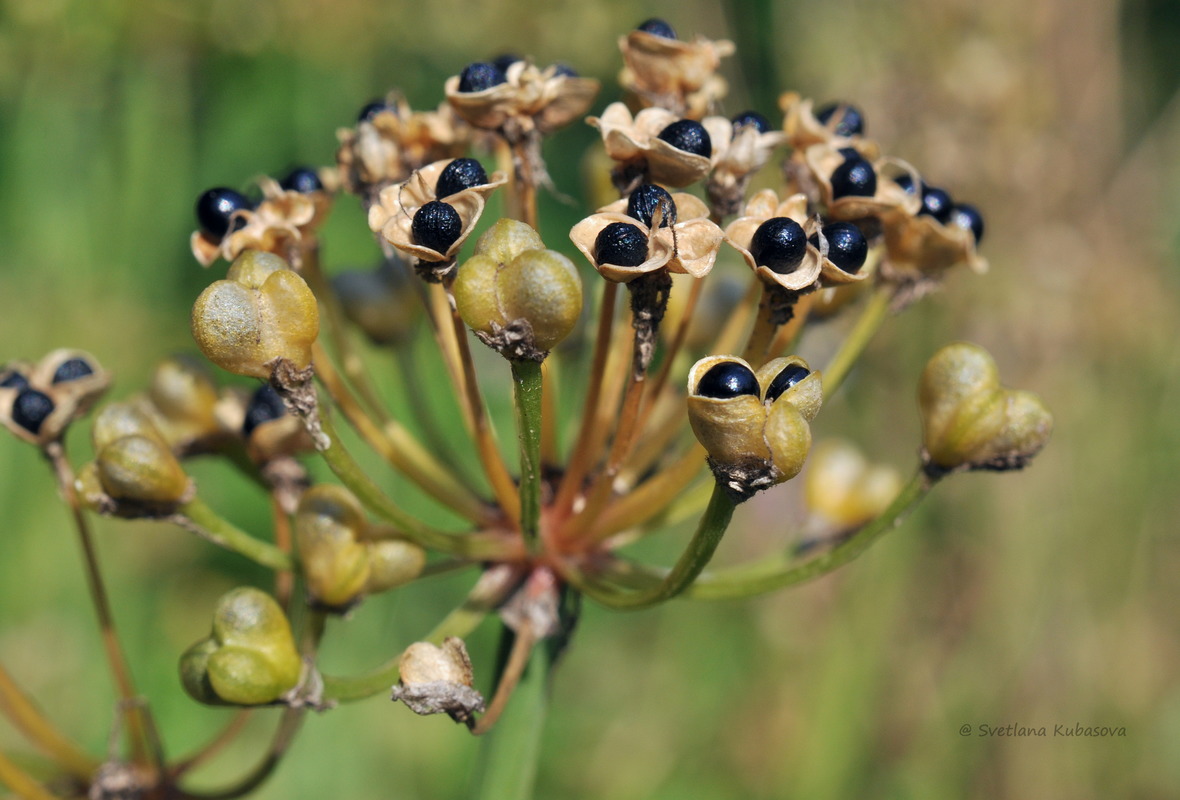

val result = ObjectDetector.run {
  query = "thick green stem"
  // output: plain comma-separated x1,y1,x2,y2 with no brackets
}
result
572,485,736,609
511,360,543,550
688,469,931,599
469,633,553,800
176,499,295,572
821,284,892,397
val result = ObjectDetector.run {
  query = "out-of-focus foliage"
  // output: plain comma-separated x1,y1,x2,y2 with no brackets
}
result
1,0,1177,797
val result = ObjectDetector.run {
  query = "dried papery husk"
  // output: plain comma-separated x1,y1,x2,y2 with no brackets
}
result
191,251,320,380
588,103,712,188
919,342,1052,473
392,637,485,723
724,190,823,293
593,193,723,278
190,183,318,269
618,29,734,117
755,356,823,421
881,206,988,279
568,211,674,283
703,115,788,217
445,61,599,138
180,587,303,706
798,146,922,222
1,350,111,446
804,439,903,529
686,355,771,467
779,92,882,156
808,219,872,287
370,184,486,265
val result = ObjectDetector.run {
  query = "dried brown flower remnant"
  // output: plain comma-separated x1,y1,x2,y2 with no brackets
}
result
445,61,599,142
619,26,734,117
703,115,787,218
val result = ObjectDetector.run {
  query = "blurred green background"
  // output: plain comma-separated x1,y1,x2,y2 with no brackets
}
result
2,0,1179,797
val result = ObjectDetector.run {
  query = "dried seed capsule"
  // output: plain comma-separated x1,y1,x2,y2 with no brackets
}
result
552,62,579,78
491,53,523,74
696,361,759,399
918,186,953,223
750,217,807,275
278,167,323,194
810,222,867,273
180,587,303,706
435,158,489,199
457,62,507,93
0,370,29,389
594,222,649,267
195,187,251,240
411,200,463,254
243,384,287,436
636,17,677,39
731,110,772,134
12,389,54,434
949,203,985,243
657,119,712,158
51,357,95,384
830,157,877,199
626,184,677,229
815,102,865,137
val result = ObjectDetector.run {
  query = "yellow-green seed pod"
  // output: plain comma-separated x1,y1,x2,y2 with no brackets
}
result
143,356,221,447
191,249,319,379
91,402,160,451
919,342,1052,472
454,220,583,355
180,587,302,706
295,484,371,610
804,439,902,527
686,355,769,467
95,434,190,505
756,356,823,421
763,399,811,482
365,539,427,594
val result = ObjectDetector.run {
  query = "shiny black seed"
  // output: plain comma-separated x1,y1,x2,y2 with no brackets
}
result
837,147,861,161
637,18,677,39
626,184,677,229
829,158,877,199
731,111,772,134
52,358,94,384
357,101,391,123
949,203,985,244
435,158,489,199
594,222,648,267
411,201,463,254
893,174,918,195
814,102,865,137
657,119,712,158
0,370,29,389
458,62,507,93
12,389,54,434
195,187,252,239
552,62,579,78
279,167,323,194
811,222,867,273
764,364,811,402
243,385,286,436
919,186,954,223
750,217,807,274
491,53,523,74
696,362,759,400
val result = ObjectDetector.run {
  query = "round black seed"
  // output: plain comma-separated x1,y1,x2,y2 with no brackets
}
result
626,184,677,229
637,18,677,39
594,222,648,267
52,358,95,384
458,62,507,93
919,186,954,223
657,119,712,158
411,201,463,254
893,174,918,195
696,361,759,400
195,187,252,239
816,222,868,273
949,203,985,244
731,111,772,134
435,158,489,199
837,146,862,161
764,364,811,402
12,389,54,435
243,385,287,436
0,370,29,390
552,62,579,78
815,102,865,137
279,167,323,194
829,158,877,199
491,53,523,74
357,100,391,123
750,217,807,275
